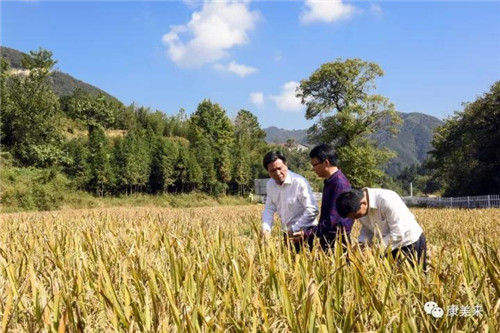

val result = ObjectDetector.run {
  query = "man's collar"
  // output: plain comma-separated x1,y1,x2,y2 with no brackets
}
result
281,171,292,185
363,187,377,209
325,168,340,183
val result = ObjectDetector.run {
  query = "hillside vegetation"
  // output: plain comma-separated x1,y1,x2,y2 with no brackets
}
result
1,46,497,211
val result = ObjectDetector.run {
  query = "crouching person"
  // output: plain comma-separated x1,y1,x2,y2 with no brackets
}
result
336,188,427,271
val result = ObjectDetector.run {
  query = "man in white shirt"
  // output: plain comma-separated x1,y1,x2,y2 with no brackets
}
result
336,188,427,270
261,151,319,251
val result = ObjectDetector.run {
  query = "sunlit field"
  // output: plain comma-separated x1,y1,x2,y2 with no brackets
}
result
1,206,499,332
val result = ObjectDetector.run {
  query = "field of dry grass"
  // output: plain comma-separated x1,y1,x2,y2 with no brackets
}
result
1,206,499,332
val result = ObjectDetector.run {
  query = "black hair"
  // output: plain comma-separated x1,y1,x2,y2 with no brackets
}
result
309,143,339,166
336,189,365,218
263,151,287,170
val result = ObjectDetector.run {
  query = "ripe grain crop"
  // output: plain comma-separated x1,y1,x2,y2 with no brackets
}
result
1,206,499,332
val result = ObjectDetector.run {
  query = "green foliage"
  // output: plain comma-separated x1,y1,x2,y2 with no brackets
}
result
0,167,68,211
68,90,116,133
3,48,64,167
148,137,177,193
192,137,217,193
0,58,12,145
189,100,235,191
429,81,500,196
297,58,402,186
112,130,150,194
62,138,89,190
113,104,137,130
87,127,114,196
231,110,268,194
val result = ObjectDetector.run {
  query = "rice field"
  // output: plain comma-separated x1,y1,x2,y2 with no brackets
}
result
0,206,499,332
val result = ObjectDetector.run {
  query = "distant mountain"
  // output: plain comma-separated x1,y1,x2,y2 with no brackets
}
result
264,112,443,176
264,126,308,145
375,112,443,175
1,46,118,101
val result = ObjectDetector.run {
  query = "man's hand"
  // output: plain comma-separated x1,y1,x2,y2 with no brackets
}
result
287,229,304,243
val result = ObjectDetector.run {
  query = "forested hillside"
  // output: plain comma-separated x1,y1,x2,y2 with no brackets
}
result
1,46,496,211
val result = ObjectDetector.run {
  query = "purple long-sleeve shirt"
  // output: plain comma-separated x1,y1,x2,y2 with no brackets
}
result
317,169,354,236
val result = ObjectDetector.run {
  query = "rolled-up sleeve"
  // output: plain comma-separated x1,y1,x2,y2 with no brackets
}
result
381,197,410,248
291,180,318,232
262,183,276,233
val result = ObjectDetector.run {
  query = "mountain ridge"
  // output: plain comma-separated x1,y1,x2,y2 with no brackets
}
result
1,46,118,101
263,112,443,176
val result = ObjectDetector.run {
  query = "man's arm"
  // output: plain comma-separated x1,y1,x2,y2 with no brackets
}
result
290,179,318,233
380,194,409,248
261,183,276,236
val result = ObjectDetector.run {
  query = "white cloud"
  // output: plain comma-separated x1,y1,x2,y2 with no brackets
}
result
249,92,264,107
213,61,257,77
300,0,357,24
269,81,303,112
162,1,260,68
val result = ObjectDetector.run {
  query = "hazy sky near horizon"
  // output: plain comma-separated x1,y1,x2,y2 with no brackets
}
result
2,0,499,130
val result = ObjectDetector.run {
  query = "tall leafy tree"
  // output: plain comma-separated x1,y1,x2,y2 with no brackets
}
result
297,58,401,187
5,48,64,167
87,127,113,196
113,130,150,194
68,90,115,134
148,137,177,193
429,81,500,196
189,100,234,190
193,137,217,193
0,58,13,147
62,138,89,191
232,110,267,194
164,108,190,138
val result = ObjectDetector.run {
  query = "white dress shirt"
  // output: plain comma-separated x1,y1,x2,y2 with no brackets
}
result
262,171,319,233
358,188,423,249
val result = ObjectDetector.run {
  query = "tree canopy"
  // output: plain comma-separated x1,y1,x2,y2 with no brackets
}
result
429,81,500,196
297,58,401,187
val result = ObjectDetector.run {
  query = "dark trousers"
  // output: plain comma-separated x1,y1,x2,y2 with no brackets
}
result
283,226,351,256
391,233,427,271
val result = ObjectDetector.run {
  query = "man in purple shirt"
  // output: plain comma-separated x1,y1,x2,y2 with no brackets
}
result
308,144,353,252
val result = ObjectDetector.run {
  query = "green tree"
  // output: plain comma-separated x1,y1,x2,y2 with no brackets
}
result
189,100,234,190
194,137,217,193
231,109,268,195
5,48,64,167
297,58,401,187
165,108,190,138
68,90,115,134
186,148,203,192
113,130,150,195
62,138,89,191
87,127,113,196
429,81,500,196
0,58,12,147
148,137,177,193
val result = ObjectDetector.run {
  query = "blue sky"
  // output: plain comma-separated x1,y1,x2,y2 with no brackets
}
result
1,1,499,130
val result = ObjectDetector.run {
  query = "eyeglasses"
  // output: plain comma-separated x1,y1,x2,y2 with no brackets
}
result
311,160,324,168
